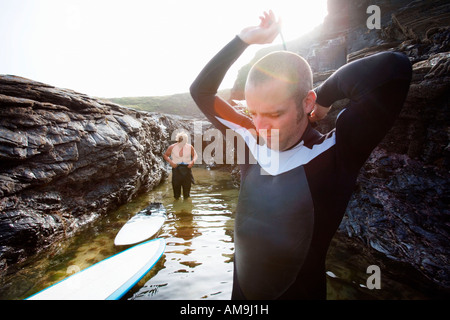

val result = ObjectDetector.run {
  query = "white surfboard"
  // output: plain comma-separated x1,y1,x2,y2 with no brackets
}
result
27,238,165,300
114,202,166,246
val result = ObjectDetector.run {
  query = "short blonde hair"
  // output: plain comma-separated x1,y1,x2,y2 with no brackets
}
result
176,131,189,143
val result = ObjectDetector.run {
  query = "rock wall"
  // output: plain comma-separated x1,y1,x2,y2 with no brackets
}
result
0,75,192,273
340,52,449,289
230,0,450,289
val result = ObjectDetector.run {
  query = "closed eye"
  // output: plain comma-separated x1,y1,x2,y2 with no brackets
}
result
247,110,283,119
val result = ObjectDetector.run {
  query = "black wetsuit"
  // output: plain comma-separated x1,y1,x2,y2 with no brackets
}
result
190,36,412,300
172,164,194,199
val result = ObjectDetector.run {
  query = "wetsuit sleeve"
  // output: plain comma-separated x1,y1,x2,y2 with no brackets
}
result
190,36,255,134
314,51,412,170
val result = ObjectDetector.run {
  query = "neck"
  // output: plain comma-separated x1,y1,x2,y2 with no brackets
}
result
283,119,309,151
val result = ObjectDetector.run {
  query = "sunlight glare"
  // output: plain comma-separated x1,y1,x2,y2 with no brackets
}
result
0,0,330,97
244,0,329,42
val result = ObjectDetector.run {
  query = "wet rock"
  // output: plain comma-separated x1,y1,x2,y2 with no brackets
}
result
340,150,449,288
0,75,190,273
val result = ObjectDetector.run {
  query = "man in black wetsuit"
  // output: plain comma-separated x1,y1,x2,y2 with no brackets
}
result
190,11,412,299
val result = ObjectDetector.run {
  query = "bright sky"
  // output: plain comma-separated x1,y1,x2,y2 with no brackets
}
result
0,0,328,98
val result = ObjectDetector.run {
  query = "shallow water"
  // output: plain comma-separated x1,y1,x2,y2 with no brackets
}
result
128,168,238,300
0,167,444,300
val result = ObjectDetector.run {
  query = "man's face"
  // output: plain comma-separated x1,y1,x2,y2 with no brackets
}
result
245,79,306,151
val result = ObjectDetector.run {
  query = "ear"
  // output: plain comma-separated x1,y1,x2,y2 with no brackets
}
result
303,90,317,115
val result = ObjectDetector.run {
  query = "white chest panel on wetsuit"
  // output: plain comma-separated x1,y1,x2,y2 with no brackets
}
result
216,117,336,176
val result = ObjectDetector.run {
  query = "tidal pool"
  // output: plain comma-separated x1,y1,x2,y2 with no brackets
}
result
0,167,443,300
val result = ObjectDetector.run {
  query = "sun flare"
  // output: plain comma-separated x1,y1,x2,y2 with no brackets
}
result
257,1,329,42
0,0,329,97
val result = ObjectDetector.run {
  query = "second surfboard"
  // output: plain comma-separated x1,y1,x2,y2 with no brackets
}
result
114,202,166,246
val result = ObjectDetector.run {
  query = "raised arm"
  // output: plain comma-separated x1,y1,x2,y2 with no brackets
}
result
314,51,412,170
314,51,412,110
190,11,280,133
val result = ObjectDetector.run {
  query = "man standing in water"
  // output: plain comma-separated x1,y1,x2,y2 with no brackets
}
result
190,11,412,299
164,131,197,200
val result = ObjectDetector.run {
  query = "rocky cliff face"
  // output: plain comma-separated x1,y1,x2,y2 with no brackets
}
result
0,75,193,273
230,0,449,289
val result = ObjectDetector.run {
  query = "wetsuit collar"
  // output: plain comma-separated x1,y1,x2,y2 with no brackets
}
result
285,123,320,151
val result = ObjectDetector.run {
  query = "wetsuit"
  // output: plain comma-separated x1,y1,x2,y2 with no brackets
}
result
190,36,412,300
172,164,193,199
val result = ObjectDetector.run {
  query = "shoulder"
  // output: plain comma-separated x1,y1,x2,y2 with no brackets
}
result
167,143,177,151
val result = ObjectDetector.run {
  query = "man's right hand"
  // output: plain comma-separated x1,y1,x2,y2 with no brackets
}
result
238,10,281,45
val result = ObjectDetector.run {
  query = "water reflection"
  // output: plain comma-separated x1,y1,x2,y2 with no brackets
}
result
170,199,197,241
130,169,237,300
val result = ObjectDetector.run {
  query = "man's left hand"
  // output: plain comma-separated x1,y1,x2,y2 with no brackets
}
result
309,103,331,122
